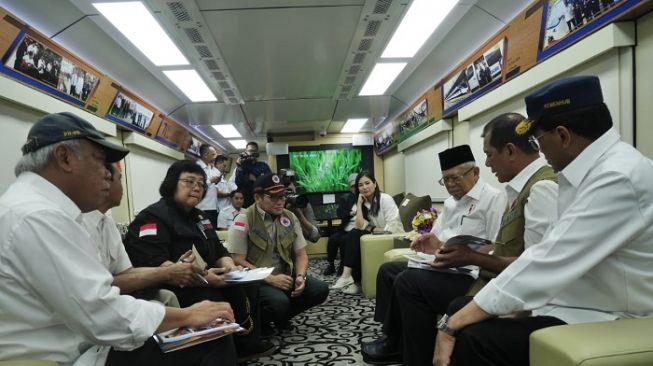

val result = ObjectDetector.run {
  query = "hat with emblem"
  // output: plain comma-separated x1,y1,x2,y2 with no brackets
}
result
254,173,285,195
517,76,603,135
22,112,129,162
438,145,475,171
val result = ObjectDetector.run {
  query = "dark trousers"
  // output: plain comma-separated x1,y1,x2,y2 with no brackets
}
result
447,296,566,366
170,283,261,356
373,261,408,336
259,275,329,327
343,229,369,282
106,334,236,366
203,210,218,229
327,230,347,265
395,269,474,365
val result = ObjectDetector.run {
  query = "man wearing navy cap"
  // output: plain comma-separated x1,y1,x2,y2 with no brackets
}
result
228,173,329,333
434,76,653,366
0,112,237,365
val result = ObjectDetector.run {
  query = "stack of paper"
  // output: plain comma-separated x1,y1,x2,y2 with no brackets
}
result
403,252,476,275
224,267,274,283
154,319,244,352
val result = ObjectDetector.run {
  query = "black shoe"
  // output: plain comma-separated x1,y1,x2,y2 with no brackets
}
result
323,263,336,276
237,340,279,363
261,322,275,337
361,336,401,365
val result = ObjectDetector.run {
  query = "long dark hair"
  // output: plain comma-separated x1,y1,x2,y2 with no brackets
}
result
356,170,381,219
159,160,208,200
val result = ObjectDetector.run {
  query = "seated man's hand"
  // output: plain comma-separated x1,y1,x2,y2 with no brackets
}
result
291,276,305,298
185,300,234,326
410,233,442,254
205,268,228,287
164,262,200,287
432,244,474,268
264,273,293,291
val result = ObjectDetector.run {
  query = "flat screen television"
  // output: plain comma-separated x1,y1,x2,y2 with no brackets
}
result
289,148,362,193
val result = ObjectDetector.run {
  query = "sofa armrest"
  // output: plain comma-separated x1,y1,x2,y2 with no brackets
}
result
530,318,653,366
360,233,405,298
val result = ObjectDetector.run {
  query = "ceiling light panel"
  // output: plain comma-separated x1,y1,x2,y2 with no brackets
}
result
93,2,188,66
381,0,459,58
229,139,247,149
211,124,241,138
163,69,217,102
359,62,407,96
341,118,367,133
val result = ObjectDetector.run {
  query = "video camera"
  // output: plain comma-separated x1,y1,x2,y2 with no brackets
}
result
239,151,259,165
285,189,308,209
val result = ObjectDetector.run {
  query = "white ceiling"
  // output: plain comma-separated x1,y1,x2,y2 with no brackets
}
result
1,0,532,152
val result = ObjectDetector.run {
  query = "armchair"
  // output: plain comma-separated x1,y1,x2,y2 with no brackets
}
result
530,317,653,366
359,193,432,298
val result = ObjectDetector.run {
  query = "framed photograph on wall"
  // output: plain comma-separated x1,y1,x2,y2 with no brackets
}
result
537,0,635,60
106,91,154,132
374,122,396,155
2,34,100,106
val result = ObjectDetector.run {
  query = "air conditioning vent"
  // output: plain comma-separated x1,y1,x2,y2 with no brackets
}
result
339,92,349,99
358,38,372,51
353,52,366,64
229,97,238,104
224,89,235,97
365,20,381,37
212,71,226,80
342,85,352,92
183,27,203,43
373,0,392,14
348,65,361,75
345,76,356,85
166,2,191,22
204,59,219,70
218,81,230,89
195,45,212,58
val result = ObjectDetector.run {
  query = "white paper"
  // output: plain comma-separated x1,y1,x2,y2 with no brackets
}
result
323,194,336,204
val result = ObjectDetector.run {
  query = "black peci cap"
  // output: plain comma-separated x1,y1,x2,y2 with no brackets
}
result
438,145,475,171
22,112,129,162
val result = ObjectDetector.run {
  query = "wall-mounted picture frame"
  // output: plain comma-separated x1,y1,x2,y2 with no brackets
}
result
106,91,154,132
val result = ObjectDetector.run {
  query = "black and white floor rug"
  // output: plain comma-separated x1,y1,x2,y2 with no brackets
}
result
244,259,385,365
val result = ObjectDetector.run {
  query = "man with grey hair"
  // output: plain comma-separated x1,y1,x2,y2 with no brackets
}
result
0,112,237,365
362,145,506,364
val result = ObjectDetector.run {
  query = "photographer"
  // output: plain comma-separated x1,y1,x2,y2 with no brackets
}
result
233,142,271,208
282,170,320,243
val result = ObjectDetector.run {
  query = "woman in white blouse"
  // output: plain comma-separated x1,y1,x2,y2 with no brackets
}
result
332,171,403,294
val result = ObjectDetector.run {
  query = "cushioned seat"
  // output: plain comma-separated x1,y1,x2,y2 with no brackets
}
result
530,317,653,366
383,248,413,262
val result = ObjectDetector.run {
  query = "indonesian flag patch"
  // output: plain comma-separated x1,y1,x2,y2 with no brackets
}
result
232,220,246,231
139,223,157,237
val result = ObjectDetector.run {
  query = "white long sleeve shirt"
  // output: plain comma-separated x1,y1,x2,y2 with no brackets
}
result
475,129,653,324
0,173,164,365
196,159,221,211
82,210,132,275
432,180,506,242
360,192,404,233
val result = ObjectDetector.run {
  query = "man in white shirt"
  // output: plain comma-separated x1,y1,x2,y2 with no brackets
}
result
83,163,200,303
217,190,245,230
214,154,238,211
434,76,653,366
196,144,221,227
393,112,559,365
0,112,236,365
362,145,506,364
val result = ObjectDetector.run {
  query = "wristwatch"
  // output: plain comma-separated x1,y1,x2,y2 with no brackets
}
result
436,314,457,337
296,273,307,280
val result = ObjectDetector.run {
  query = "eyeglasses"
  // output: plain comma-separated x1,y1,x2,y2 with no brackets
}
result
178,178,205,190
264,194,286,203
528,130,552,151
438,167,474,186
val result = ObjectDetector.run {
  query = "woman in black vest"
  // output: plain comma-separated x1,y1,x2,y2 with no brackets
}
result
124,160,275,361
331,170,404,294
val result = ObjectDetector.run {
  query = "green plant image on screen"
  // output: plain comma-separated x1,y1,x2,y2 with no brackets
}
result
289,149,362,192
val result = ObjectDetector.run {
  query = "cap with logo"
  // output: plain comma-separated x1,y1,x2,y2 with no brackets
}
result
22,112,129,162
516,75,603,135
254,173,285,195
438,145,475,171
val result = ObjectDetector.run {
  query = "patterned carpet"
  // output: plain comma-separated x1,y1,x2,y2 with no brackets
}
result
244,259,384,365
